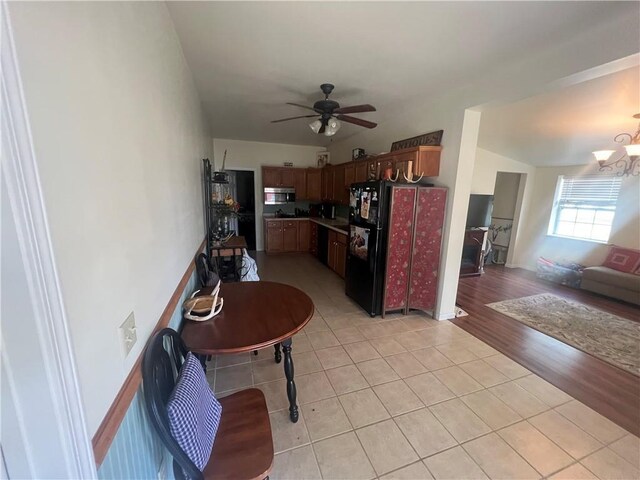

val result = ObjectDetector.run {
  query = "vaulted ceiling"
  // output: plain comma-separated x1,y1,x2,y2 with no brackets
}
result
167,1,638,146
478,66,639,166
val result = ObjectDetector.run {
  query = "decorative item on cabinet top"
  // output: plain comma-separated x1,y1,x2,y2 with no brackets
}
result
317,151,330,167
390,130,443,151
352,148,366,161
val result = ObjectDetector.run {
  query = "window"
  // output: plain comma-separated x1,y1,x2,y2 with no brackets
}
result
548,175,621,243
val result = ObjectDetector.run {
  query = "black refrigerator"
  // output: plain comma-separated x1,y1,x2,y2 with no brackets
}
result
345,181,390,317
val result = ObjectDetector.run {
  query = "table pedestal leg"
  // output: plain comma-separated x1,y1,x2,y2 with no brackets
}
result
274,343,282,364
282,338,298,423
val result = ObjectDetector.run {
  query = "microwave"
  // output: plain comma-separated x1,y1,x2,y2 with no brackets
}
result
264,187,296,205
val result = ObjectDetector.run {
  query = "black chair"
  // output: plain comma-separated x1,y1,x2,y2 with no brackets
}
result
142,328,274,480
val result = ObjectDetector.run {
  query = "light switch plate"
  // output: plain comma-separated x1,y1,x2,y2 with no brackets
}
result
119,311,137,357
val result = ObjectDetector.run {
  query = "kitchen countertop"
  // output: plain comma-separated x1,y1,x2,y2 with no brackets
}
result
310,217,349,235
262,215,349,235
263,215,310,222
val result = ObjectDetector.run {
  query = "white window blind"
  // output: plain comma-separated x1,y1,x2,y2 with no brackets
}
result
557,176,622,207
548,175,621,243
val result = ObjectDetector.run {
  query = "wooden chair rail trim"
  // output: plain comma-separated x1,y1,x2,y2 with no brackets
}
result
92,238,205,466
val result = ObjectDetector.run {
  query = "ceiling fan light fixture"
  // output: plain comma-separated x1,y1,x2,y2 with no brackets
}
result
324,119,341,136
309,119,322,134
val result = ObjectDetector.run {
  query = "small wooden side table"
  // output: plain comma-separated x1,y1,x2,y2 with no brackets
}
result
210,235,247,281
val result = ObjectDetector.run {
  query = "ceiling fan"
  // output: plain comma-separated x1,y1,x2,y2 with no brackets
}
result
271,83,377,136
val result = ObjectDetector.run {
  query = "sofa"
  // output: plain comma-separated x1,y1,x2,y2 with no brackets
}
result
581,246,640,305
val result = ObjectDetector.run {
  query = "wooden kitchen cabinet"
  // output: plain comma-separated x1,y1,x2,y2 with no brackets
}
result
335,234,347,278
262,167,281,188
375,146,442,179
306,168,322,201
326,229,347,278
309,221,318,255
298,220,310,252
280,168,295,188
322,166,334,201
262,166,301,189
344,164,355,189
333,164,346,205
355,161,367,183
293,169,307,200
265,220,283,252
282,221,298,252
327,230,337,271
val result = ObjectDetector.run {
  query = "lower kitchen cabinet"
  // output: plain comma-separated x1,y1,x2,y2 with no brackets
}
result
265,220,283,252
309,222,318,256
282,221,298,252
298,220,310,251
265,219,311,253
327,230,347,278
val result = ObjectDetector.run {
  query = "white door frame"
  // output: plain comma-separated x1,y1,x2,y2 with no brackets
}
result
1,3,96,477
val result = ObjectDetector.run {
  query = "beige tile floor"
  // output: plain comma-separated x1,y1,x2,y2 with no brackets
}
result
208,254,640,480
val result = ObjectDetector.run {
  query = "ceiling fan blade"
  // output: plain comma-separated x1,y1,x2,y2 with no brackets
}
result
271,114,318,123
336,115,377,129
333,104,376,114
319,123,326,134
286,102,321,113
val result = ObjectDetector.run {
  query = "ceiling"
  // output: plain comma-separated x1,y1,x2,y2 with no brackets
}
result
167,2,637,146
478,66,640,166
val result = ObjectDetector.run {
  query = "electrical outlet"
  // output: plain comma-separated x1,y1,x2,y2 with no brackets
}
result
119,312,137,357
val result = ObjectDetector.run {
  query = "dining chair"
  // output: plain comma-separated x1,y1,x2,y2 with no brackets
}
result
142,328,273,480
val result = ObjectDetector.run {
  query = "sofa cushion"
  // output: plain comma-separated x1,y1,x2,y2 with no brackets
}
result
602,246,640,275
583,266,640,292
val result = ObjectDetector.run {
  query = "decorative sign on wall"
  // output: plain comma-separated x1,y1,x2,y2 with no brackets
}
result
390,130,443,152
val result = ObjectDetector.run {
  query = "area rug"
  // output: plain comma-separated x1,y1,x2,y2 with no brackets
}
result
486,293,640,376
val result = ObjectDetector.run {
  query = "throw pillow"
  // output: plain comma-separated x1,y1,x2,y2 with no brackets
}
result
603,246,640,275
166,352,222,471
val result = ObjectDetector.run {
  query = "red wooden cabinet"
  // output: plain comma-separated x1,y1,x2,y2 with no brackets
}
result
382,186,447,317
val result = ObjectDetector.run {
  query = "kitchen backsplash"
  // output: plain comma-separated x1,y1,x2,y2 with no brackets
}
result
263,201,311,215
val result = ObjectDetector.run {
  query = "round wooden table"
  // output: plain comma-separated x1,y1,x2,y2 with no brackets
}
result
181,281,314,422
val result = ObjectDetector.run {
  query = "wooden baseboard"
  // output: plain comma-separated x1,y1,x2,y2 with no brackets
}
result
92,238,205,466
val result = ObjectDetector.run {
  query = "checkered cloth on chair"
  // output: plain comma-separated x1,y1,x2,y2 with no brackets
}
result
166,352,222,471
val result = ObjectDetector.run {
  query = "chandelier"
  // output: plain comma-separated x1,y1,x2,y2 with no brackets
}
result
593,113,640,176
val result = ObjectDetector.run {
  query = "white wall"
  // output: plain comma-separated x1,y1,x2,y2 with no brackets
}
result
471,148,537,265
327,10,637,319
514,164,640,270
212,138,324,250
471,148,535,194
492,172,521,220
8,2,212,434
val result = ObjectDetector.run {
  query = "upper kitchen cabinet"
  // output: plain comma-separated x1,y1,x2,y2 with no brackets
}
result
376,146,442,178
322,165,334,202
333,164,346,205
262,166,311,199
355,161,368,183
344,163,355,186
293,169,307,199
262,166,298,188
306,168,322,202
262,166,282,188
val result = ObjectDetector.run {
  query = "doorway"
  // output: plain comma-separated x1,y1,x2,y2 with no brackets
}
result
228,170,256,251
486,172,523,265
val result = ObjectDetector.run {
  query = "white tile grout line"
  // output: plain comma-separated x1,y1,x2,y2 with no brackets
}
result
213,262,635,478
